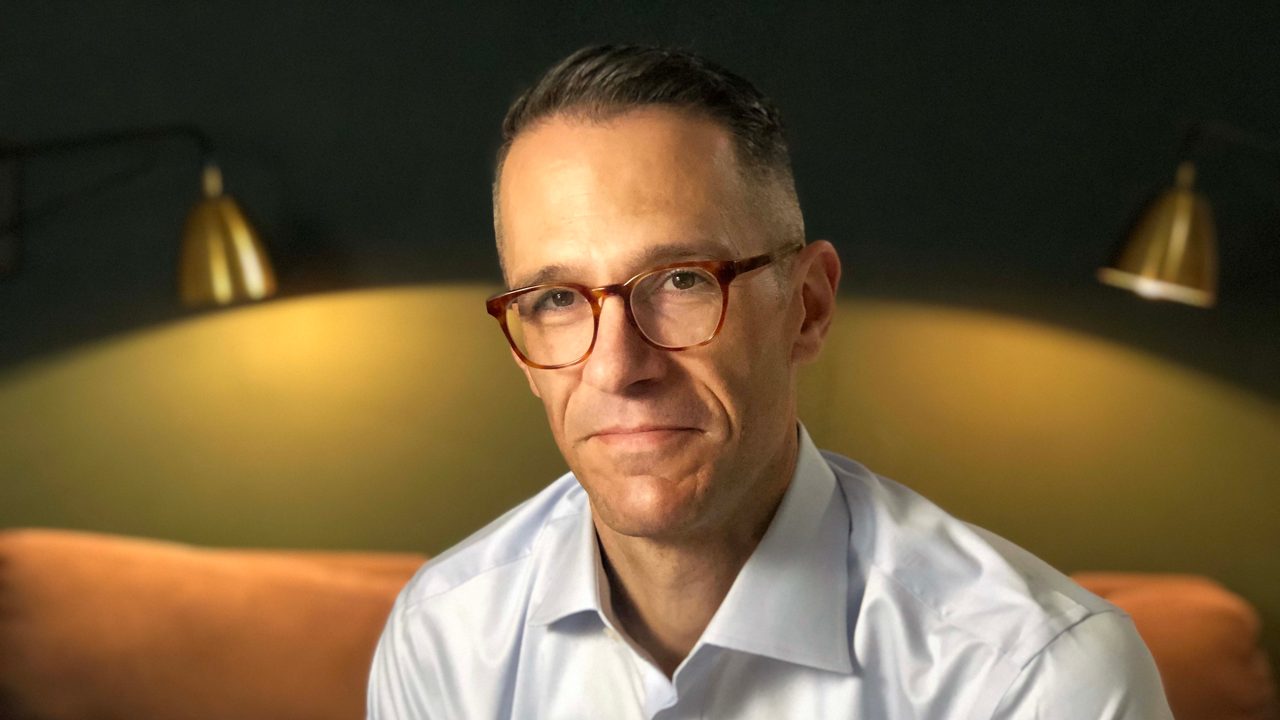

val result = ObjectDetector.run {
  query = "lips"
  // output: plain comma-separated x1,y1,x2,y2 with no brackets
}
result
585,425,702,449
591,425,697,437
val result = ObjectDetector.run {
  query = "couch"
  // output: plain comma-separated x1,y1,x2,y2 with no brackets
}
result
0,529,1274,719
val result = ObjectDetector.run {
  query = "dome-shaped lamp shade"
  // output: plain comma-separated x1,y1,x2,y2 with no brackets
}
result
179,164,277,307
1098,161,1218,308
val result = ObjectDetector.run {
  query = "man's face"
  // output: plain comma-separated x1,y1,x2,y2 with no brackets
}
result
497,107,803,542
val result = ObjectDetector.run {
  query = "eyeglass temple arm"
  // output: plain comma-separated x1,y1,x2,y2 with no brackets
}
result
731,242,803,274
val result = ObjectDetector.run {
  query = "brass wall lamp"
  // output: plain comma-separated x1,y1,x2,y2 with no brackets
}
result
1098,121,1279,308
0,125,276,307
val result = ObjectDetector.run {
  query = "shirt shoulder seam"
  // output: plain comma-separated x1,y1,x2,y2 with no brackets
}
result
869,560,1098,671
985,608,1128,718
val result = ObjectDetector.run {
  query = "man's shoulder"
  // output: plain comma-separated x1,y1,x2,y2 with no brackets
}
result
370,474,588,718
823,450,1120,669
394,471,585,613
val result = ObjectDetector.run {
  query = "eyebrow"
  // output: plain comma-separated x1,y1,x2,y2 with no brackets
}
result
511,240,728,289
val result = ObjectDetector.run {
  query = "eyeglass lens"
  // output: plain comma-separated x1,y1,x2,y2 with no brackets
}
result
504,266,725,366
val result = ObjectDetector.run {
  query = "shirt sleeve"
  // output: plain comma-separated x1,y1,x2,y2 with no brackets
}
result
990,610,1175,719
367,598,437,720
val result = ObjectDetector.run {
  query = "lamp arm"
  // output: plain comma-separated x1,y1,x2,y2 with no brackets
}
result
5,157,161,234
0,124,217,275
0,122,216,233
0,124,214,162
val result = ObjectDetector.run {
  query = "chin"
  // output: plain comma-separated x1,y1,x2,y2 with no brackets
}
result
582,470,710,540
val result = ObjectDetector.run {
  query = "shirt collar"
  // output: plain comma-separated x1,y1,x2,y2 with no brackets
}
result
698,425,853,674
526,425,853,675
526,488,603,627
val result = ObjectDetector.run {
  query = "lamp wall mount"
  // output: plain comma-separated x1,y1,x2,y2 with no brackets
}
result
0,125,276,307
0,124,215,276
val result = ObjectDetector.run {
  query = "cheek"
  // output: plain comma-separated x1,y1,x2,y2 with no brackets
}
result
705,305,793,416
529,370,577,430
678,366,745,435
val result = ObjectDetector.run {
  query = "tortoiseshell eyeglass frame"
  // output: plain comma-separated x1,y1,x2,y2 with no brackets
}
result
485,243,803,369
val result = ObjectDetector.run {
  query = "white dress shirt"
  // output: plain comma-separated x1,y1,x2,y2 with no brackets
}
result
368,426,1172,719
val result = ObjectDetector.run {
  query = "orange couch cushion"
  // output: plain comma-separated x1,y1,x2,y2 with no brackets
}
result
3,530,1274,720
0,529,425,720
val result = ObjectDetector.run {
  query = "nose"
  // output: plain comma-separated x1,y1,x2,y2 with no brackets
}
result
580,295,666,393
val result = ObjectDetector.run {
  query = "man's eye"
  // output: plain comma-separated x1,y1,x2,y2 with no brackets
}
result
532,288,580,311
663,270,708,291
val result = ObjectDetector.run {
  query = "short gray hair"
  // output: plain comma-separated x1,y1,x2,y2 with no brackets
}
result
492,44,805,270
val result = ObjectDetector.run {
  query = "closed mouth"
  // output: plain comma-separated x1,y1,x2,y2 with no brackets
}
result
585,426,704,448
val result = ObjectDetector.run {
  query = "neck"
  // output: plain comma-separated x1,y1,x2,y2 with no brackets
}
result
594,432,798,677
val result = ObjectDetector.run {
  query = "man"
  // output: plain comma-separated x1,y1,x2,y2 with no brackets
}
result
369,44,1172,719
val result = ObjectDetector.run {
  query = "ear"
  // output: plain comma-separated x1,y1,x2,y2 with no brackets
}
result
510,348,543,398
790,240,841,365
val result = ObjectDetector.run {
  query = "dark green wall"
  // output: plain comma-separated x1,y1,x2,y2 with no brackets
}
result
2,1,1278,397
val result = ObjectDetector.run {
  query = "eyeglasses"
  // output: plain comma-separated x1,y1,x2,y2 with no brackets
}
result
486,243,802,369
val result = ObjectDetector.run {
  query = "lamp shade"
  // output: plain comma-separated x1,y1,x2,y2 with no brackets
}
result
1097,161,1218,308
178,164,277,307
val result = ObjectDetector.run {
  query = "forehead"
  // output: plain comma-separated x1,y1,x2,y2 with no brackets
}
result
498,107,751,287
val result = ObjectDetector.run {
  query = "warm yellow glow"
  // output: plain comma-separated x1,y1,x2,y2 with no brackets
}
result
808,301,1276,477
0,289,1275,653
